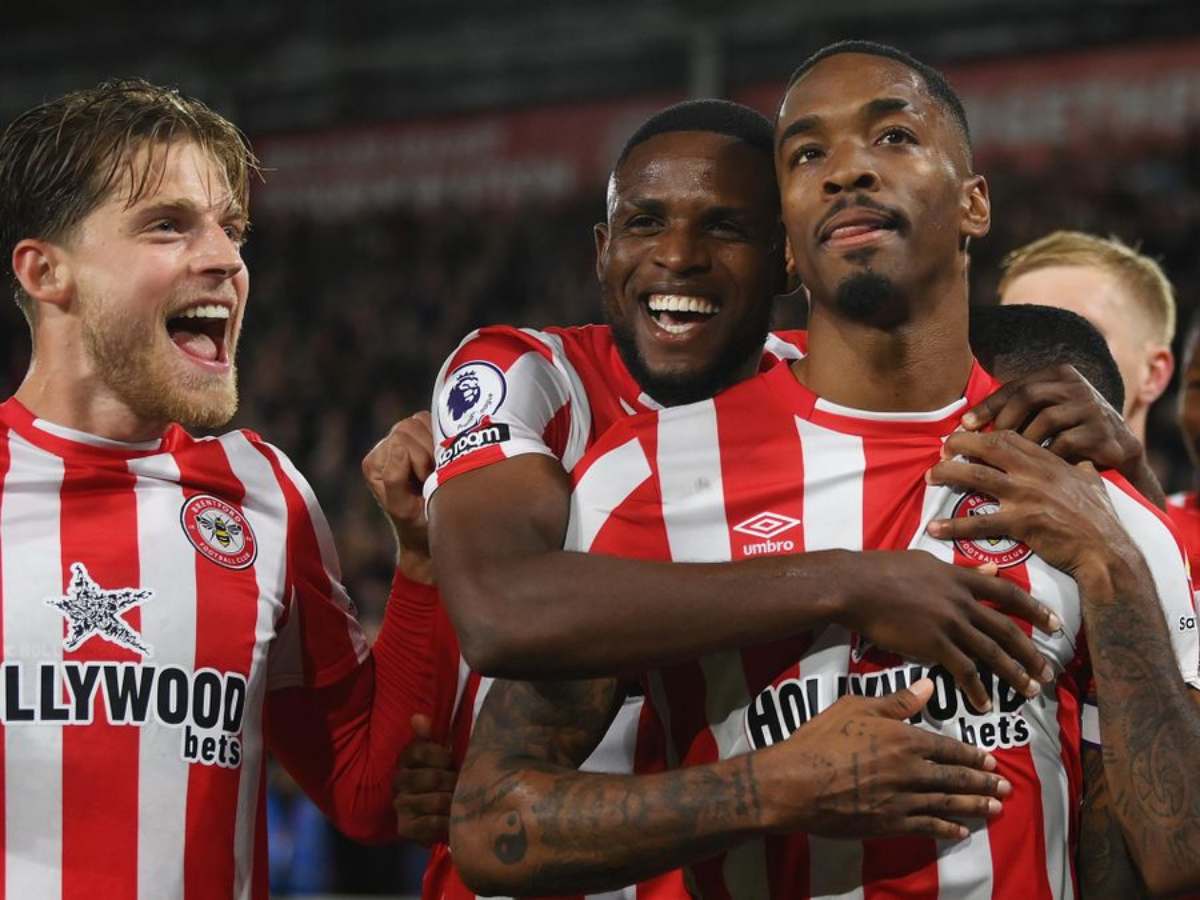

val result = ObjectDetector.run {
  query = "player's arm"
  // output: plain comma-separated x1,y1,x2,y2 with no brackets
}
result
263,418,456,844
451,677,1009,896
962,363,1167,509
929,430,1200,895
431,455,1058,711
1079,742,1148,896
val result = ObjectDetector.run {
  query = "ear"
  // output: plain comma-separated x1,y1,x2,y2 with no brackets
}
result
593,222,609,285
12,239,73,309
1141,345,1175,406
959,174,990,246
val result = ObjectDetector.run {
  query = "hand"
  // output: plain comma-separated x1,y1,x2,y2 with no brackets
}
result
760,679,1010,840
926,429,1133,578
394,714,457,846
363,412,435,583
840,550,1059,712
962,364,1143,477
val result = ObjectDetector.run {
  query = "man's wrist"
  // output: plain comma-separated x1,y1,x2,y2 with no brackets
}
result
397,548,436,586
1075,542,1149,607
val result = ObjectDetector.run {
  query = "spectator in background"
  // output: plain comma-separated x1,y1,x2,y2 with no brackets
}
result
1169,307,1200,574
998,230,1176,446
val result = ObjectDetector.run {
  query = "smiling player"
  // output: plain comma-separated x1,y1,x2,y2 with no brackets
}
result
0,79,437,898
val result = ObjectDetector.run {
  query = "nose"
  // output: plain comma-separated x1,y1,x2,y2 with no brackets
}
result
653,224,711,275
822,143,880,196
192,221,245,281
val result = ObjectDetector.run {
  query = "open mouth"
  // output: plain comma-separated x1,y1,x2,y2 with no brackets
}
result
165,304,231,366
643,293,720,337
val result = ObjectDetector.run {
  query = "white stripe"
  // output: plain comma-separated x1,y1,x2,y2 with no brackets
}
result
812,395,966,422
913,485,996,900
3,433,65,899
565,439,651,552
522,329,594,472
221,433,292,898
795,416,865,900
656,406,768,900
1081,704,1100,745
1107,481,1200,687
270,444,369,665
128,452,193,899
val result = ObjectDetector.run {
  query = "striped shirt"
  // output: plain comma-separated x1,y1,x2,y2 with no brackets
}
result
0,397,371,900
565,360,1200,900
422,325,806,900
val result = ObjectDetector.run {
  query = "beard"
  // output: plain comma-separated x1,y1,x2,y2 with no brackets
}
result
605,297,772,408
833,269,906,327
81,293,239,431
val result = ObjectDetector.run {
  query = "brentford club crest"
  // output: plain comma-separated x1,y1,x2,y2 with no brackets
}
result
951,492,1032,568
180,494,257,570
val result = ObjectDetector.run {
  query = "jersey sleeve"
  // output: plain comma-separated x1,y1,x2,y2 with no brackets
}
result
1082,476,1200,744
423,326,592,501
257,441,369,691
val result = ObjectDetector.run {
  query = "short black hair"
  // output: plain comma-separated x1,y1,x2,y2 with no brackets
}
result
970,303,1125,411
614,99,775,170
785,40,972,164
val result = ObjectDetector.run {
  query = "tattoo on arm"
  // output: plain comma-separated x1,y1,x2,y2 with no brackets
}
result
1078,744,1146,898
451,677,765,894
1083,571,1200,891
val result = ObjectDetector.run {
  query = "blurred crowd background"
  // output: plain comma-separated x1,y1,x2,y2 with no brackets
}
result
3,0,1200,894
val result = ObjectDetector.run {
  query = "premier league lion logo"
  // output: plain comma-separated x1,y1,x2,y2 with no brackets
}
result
448,371,483,423
437,360,507,437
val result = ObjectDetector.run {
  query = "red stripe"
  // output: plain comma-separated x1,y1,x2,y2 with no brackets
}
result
860,435,941,899
252,756,270,900
1055,677,1083,898
58,458,141,900
175,439,262,899
0,427,11,898
972,560,1053,900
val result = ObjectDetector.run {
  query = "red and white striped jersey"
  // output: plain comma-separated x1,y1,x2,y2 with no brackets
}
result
421,324,805,900
0,398,369,900
1167,491,1200,581
566,360,1200,900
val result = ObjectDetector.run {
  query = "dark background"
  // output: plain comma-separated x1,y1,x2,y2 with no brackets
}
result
4,1,1200,893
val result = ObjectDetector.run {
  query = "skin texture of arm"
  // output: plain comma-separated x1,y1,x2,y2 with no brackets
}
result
450,676,1009,896
429,453,1056,714
929,429,1200,895
1079,744,1148,898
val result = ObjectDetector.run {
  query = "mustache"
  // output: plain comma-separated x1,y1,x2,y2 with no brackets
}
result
814,195,908,241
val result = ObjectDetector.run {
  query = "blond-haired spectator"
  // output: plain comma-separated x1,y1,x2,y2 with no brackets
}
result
999,230,1175,444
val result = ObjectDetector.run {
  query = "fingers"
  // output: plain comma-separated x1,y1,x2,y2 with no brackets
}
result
927,459,1009,498
940,430,1055,474
926,507,1018,543
400,742,455,773
962,366,1089,434
411,713,433,740
891,815,972,841
966,571,1060,634
949,620,1042,702
395,814,450,846
877,678,933,720
394,766,459,794
926,641,994,713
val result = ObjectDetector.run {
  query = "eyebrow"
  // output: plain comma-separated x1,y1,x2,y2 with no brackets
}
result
133,198,247,222
777,96,914,150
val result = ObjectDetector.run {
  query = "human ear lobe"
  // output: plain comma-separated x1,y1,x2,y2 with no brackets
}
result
12,239,73,309
960,174,990,244
593,223,609,284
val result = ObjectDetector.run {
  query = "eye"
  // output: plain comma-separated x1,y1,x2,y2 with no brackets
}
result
708,219,748,239
223,223,248,246
624,214,662,234
148,218,181,234
878,126,916,146
787,145,824,169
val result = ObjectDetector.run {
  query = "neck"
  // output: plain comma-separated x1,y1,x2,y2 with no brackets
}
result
795,272,973,412
1125,404,1148,447
14,356,167,444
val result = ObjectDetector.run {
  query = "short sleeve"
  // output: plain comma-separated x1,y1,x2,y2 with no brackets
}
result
424,326,592,501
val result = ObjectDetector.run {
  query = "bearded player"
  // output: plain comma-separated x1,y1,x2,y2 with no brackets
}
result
0,80,441,898
448,42,1200,898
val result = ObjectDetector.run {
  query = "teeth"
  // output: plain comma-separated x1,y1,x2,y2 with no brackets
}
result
178,304,230,320
647,294,718,315
658,320,696,335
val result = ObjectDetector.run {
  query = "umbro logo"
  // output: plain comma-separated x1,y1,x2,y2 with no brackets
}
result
733,511,801,540
733,512,801,557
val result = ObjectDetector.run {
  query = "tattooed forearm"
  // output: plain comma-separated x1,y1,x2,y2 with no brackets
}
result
1078,746,1147,898
1080,559,1200,895
450,677,766,895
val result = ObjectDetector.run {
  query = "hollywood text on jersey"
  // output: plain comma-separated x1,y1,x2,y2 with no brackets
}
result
746,661,1031,752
